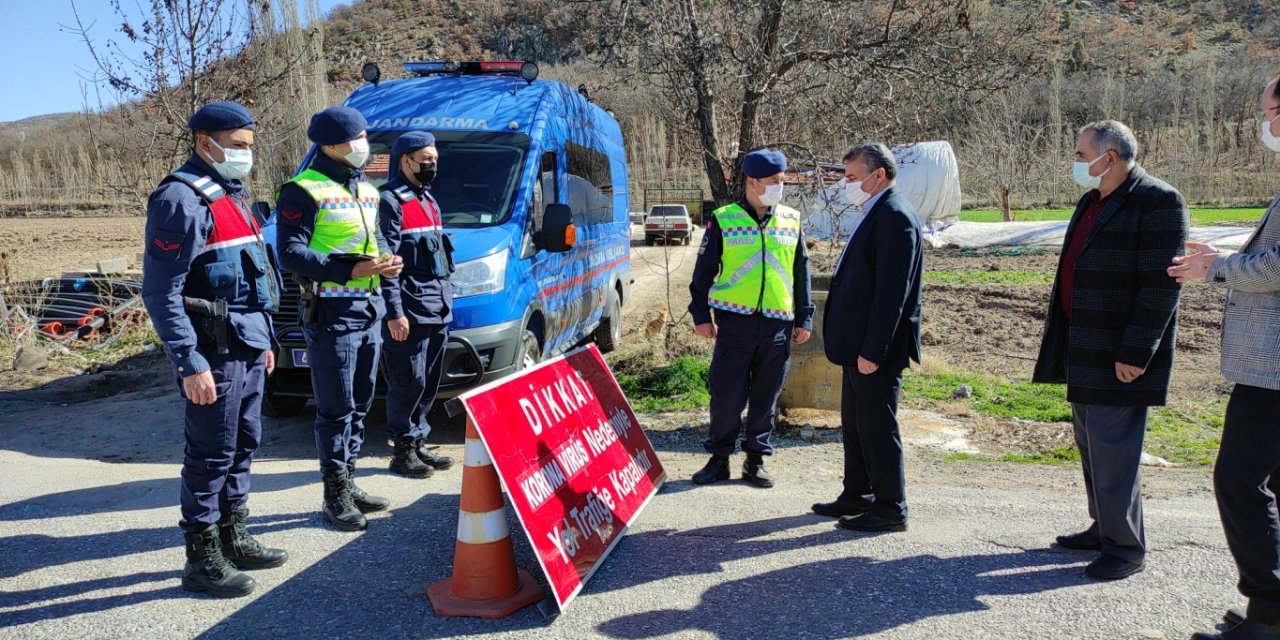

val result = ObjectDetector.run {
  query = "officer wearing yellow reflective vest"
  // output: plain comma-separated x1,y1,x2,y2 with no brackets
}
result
688,149,814,488
276,106,404,531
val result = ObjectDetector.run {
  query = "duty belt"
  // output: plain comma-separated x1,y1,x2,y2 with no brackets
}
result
317,285,373,298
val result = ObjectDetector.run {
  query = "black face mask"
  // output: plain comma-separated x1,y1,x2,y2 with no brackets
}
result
412,161,437,186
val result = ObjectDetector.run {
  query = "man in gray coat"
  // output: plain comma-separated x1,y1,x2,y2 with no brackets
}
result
1172,75,1280,640
1033,120,1188,581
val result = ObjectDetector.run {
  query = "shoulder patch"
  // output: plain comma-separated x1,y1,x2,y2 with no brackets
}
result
167,170,225,204
391,185,414,203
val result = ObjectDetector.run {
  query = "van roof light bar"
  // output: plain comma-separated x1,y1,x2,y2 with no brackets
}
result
403,60,539,84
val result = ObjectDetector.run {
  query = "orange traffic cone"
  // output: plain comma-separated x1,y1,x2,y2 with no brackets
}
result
427,417,544,618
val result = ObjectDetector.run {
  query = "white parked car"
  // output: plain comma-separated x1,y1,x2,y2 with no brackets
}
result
644,204,692,246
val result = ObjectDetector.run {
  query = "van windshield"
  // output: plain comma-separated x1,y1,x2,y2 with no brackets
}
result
366,131,530,228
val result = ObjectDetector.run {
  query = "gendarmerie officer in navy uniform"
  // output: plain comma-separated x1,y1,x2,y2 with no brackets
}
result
379,131,457,478
276,106,404,531
142,101,288,598
688,149,815,488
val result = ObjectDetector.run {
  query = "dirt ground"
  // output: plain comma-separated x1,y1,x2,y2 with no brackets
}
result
0,217,146,282
0,219,1236,461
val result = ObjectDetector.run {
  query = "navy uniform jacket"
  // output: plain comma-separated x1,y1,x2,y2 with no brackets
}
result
276,152,394,331
688,200,816,330
823,187,923,371
142,155,277,376
378,174,454,325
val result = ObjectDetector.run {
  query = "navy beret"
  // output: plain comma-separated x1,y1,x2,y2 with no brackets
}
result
742,149,787,179
307,106,367,145
390,131,437,172
187,101,254,131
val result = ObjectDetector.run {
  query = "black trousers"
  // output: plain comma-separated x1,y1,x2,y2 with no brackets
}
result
382,322,448,442
839,364,906,522
1216,383,1280,625
704,311,793,456
179,339,266,533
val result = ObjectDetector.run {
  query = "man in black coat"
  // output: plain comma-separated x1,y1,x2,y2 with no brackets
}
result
811,142,923,533
1033,120,1188,580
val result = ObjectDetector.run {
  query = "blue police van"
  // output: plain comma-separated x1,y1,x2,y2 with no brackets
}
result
261,60,631,416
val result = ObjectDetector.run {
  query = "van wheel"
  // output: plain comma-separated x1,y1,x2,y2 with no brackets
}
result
645,237,654,246
516,330,540,371
595,291,622,353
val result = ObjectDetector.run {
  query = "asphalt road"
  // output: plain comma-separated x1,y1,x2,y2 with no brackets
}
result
0,404,1239,640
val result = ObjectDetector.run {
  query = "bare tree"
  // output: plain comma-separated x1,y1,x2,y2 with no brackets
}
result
584,0,1049,204
66,0,324,197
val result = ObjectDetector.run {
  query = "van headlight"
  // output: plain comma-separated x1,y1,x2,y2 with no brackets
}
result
452,251,507,298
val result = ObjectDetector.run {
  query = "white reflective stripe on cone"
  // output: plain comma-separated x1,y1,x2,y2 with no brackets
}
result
456,508,509,544
463,438,492,467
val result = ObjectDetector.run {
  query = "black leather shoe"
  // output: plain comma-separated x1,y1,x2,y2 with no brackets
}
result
742,453,774,488
692,454,730,485
1191,619,1280,639
346,461,391,513
217,507,288,570
389,439,433,479
1225,608,1247,627
182,525,256,598
811,500,871,518
837,512,907,533
1084,553,1144,580
1055,528,1102,551
415,440,455,471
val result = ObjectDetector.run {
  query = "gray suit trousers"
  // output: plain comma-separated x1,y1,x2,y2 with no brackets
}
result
1071,402,1149,563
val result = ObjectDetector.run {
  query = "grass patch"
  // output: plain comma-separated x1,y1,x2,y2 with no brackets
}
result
959,209,1074,223
1189,207,1267,226
615,355,710,412
904,370,1072,423
1146,405,1224,466
960,207,1265,226
924,270,1056,286
907,364,1223,466
999,446,1080,465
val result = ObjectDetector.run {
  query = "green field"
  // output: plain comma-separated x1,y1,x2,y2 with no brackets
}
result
960,207,1265,226
924,271,1056,286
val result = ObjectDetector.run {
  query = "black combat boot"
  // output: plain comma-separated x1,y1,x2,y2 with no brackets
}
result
389,439,433,479
218,507,289,570
346,460,390,513
742,452,775,488
415,440,455,471
182,524,256,598
691,454,731,485
322,468,367,531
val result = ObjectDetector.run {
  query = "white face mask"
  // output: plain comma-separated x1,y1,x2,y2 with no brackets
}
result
343,138,370,168
1261,116,1280,153
845,180,869,207
1072,153,1110,190
207,138,253,180
845,171,880,207
758,182,784,207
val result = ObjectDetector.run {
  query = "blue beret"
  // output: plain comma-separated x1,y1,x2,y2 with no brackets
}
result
390,131,437,172
187,101,254,131
742,149,787,179
307,106,367,145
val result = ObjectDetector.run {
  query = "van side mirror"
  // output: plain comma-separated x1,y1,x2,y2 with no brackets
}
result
540,203,576,253
250,201,272,225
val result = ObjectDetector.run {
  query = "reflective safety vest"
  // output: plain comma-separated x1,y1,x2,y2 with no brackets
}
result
287,168,382,297
167,170,279,313
707,202,801,321
388,184,452,279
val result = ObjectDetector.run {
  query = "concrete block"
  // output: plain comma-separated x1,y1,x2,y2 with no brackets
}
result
96,258,129,274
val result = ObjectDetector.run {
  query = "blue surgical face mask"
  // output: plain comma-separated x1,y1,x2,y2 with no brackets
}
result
208,138,253,180
1072,153,1110,190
